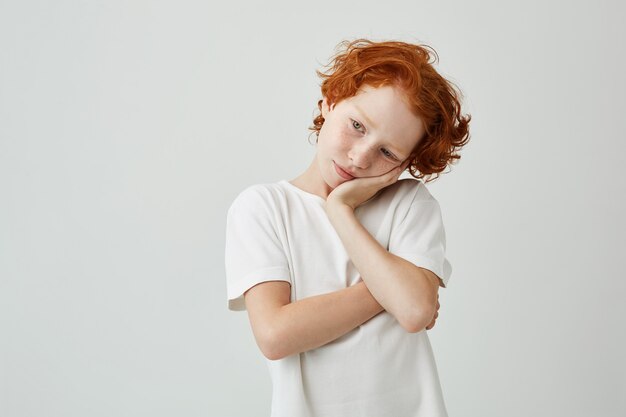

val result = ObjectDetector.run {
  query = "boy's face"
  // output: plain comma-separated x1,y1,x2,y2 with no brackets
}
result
316,84,425,191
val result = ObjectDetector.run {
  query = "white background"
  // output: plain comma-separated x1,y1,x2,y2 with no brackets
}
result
1,1,625,416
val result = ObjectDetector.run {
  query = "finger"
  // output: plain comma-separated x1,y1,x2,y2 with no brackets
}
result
390,164,405,180
382,167,401,183
396,161,409,178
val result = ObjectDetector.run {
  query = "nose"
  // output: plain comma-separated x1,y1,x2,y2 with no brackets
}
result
348,141,373,170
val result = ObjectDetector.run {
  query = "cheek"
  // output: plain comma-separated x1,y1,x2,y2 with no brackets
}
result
336,133,352,150
371,161,395,175
336,124,358,147
370,154,401,174
321,124,352,151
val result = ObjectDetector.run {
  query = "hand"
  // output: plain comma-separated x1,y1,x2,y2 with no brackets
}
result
425,293,440,330
326,159,411,210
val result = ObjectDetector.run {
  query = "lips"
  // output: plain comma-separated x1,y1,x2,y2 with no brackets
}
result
334,161,355,180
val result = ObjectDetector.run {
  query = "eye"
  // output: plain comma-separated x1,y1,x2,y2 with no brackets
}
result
381,148,397,160
351,119,364,131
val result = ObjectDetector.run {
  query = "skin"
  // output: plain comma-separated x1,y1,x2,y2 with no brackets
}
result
243,83,441,361
290,84,441,331
291,84,423,200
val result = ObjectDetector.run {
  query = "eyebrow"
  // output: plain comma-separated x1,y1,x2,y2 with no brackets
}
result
353,104,409,160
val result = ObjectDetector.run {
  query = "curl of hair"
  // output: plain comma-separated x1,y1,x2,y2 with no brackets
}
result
308,38,471,183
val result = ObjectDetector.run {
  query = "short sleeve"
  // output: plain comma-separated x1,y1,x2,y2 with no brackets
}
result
388,184,452,288
224,188,292,311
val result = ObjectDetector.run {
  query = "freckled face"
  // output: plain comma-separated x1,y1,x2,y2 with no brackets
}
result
315,84,426,189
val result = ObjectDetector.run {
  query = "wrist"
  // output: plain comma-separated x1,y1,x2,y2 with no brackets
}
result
324,199,353,218
356,280,385,314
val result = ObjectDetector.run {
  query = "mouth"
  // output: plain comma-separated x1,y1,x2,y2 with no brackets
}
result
333,161,355,180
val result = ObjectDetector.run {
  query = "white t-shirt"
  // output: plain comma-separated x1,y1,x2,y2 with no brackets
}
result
225,178,452,417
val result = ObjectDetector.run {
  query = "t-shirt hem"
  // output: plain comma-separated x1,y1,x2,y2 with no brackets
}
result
227,266,292,311
393,252,451,288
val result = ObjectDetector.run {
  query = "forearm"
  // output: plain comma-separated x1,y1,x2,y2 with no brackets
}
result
270,281,384,360
325,203,437,332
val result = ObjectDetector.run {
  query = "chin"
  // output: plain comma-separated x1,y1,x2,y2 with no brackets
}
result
326,175,343,191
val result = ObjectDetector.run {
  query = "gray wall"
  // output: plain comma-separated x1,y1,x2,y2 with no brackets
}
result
1,0,624,416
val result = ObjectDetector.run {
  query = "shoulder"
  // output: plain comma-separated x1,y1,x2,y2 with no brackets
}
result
228,182,285,210
380,178,437,205
373,178,442,224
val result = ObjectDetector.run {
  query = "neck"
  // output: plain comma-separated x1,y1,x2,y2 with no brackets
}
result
289,157,333,200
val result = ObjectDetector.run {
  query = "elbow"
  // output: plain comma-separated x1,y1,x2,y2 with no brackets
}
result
261,348,284,362
258,326,288,361
400,316,426,334
262,347,286,362
400,304,436,334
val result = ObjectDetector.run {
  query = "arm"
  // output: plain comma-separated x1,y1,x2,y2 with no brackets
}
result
425,293,440,330
325,202,440,333
244,280,384,361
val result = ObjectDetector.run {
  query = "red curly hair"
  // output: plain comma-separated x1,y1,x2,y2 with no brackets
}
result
309,38,471,183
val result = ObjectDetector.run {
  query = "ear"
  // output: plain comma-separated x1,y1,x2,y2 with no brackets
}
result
321,97,335,118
